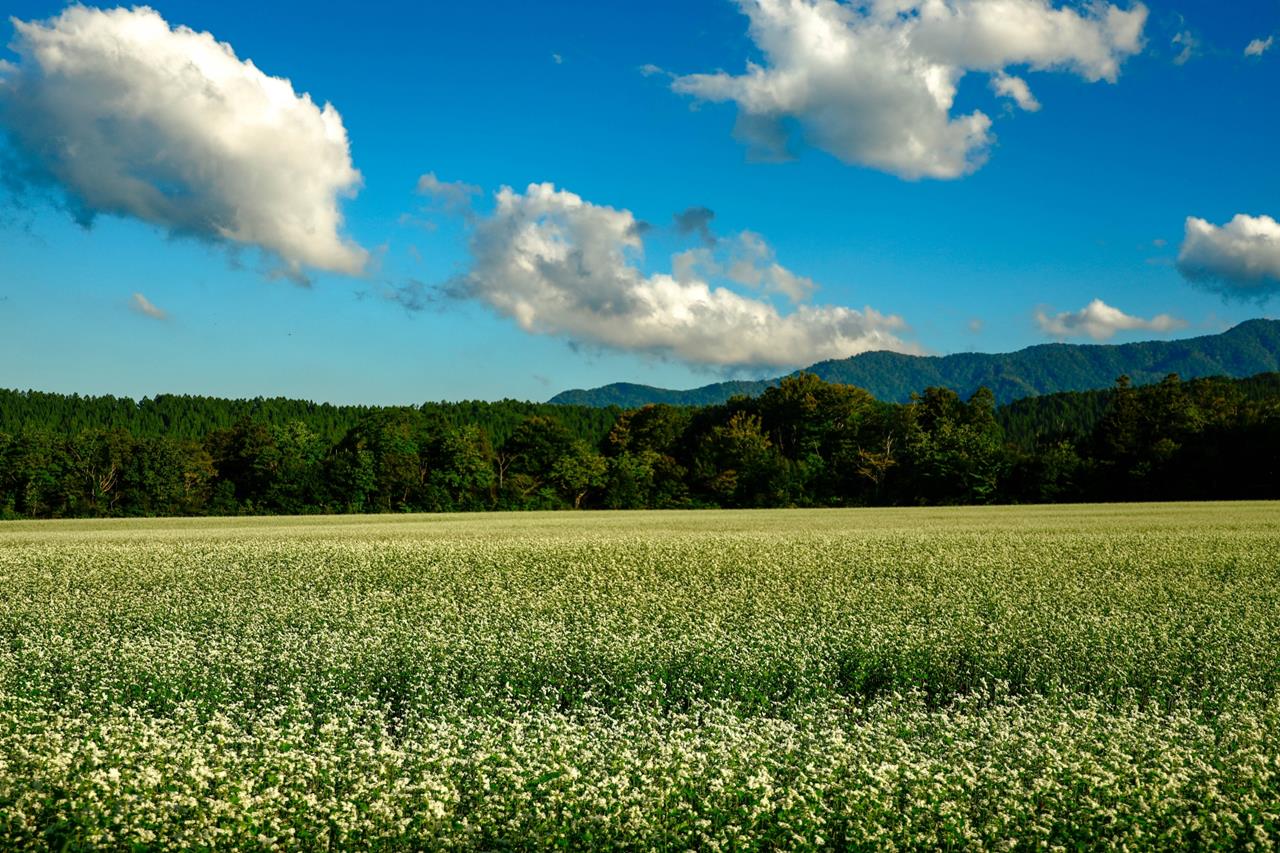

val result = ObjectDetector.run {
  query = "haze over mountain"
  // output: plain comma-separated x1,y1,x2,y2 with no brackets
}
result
550,320,1280,407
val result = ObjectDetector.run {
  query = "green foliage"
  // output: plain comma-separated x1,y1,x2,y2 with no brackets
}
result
427,424,495,511
899,387,1005,504
548,440,607,508
3,372,1280,516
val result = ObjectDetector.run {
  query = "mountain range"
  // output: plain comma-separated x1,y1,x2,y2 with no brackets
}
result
549,319,1280,407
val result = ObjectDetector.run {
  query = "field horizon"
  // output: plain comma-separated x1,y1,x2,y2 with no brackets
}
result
4,497,1275,532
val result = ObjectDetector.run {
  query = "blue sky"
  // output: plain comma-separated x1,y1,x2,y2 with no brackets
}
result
1,0,1278,404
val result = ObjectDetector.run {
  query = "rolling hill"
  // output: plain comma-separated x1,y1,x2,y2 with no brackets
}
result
549,319,1280,407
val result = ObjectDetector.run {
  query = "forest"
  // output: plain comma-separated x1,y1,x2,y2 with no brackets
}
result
1,371,1278,518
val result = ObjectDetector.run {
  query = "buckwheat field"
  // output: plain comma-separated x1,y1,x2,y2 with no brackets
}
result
1,504,1278,850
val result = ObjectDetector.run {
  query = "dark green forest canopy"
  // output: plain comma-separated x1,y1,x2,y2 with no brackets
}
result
996,371,1280,447
2,370,1278,518
0,391,619,447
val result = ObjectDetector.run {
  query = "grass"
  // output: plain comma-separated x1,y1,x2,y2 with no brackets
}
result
1,503,1278,849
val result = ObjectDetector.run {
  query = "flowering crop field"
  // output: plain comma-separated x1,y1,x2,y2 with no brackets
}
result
1,504,1279,850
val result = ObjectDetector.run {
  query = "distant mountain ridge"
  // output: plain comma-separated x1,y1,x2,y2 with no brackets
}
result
549,319,1280,407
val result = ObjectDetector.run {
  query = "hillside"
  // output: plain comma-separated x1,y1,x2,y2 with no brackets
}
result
550,319,1280,407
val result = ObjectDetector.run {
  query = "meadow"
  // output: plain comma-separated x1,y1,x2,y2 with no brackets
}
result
1,504,1278,850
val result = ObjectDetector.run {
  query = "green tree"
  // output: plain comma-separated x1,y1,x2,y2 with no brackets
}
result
903,387,1005,504
602,449,659,509
694,409,787,507
266,420,326,513
64,429,134,516
429,425,496,510
549,440,608,508
206,419,282,512
757,374,881,504
499,415,576,508
604,405,692,508
327,410,431,512
0,430,65,517
119,436,212,516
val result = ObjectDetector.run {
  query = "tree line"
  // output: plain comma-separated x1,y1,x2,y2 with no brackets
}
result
1,372,1278,518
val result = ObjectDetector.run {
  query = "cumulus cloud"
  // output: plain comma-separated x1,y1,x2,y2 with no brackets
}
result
991,71,1041,111
129,292,167,320
0,6,366,279
447,183,915,367
669,0,1147,179
664,233,819,305
669,214,817,303
723,231,818,302
1245,36,1274,57
1035,298,1186,341
1177,214,1280,300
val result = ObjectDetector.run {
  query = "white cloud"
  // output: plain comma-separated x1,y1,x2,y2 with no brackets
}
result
130,292,167,320
1245,36,1274,57
452,183,916,367
0,6,366,279
724,231,818,302
624,227,820,307
1035,298,1186,341
416,172,482,214
669,0,1146,179
1177,214,1280,300
991,71,1041,111
1171,30,1198,65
